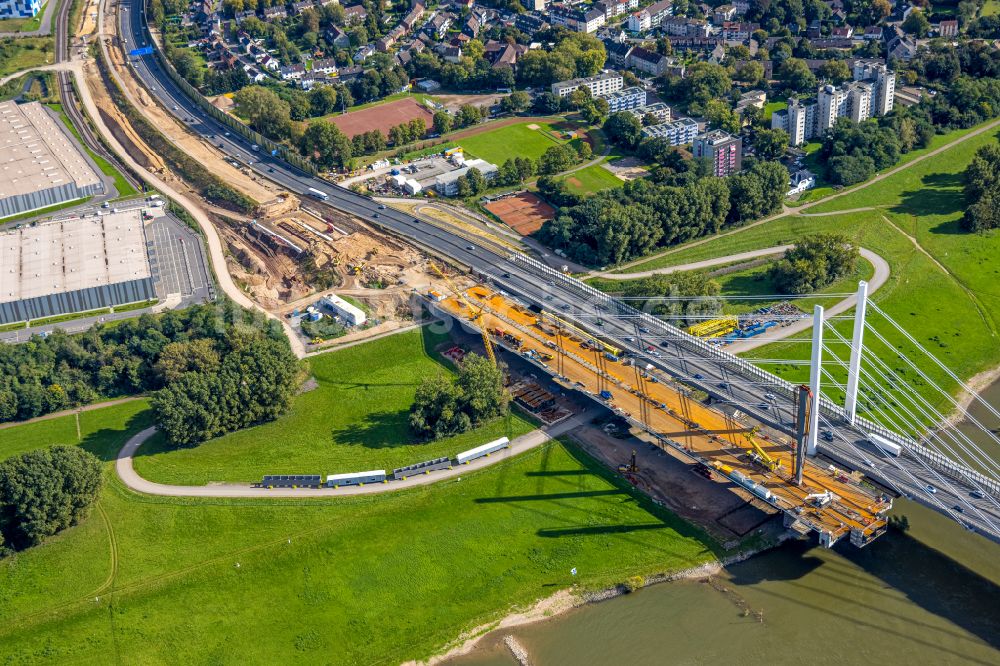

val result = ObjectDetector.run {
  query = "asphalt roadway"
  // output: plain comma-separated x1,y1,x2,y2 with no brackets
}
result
116,0,1000,544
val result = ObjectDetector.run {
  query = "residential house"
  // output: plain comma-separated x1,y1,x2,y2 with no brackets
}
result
291,0,315,15
262,5,287,19
441,45,463,63
259,54,280,70
887,34,917,60
550,5,606,33
937,19,958,38
626,0,672,32
712,4,736,23
602,86,646,112
279,64,305,80
721,21,755,41
326,26,350,48
661,16,710,38
343,4,367,25
605,41,634,67
642,117,698,145
338,65,364,81
424,11,454,40
312,57,338,75
463,14,481,38
627,46,669,76
515,12,549,34
862,25,883,41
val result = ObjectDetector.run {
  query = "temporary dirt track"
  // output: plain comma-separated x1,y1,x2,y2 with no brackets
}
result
328,97,434,139
436,287,891,545
484,192,556,235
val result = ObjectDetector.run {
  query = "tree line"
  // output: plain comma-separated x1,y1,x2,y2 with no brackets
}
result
535,159,787,267
0,302,297,427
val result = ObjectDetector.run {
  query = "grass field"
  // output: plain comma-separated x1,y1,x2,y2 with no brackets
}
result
763,100,787,121
556,163,624,195
983,0,1000,15
133,327,535,485
0,337,722,664
0,37,54,77
459,121,569,164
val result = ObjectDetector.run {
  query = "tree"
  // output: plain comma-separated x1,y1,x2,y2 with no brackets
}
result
961,143,1000,231
903,9,931,37
769,234,859,294
672,62,731,114
777,58,816,93
735,60,765,86
154,339,220,384
0,446,102,549
705,99,741,134
233,86,291,139
603,111,643,149
754,128,789,161
309,86,339,116
300,121,353,169
408,354,507,440
432,110,452,135
539,145,576,174
151,328,301,447
500,90,531,114
817,59,851,84
465,167,487,195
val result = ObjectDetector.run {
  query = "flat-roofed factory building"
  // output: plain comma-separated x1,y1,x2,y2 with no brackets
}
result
0,101,104,218
0,210,155,324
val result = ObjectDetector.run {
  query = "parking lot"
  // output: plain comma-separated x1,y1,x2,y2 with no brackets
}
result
146,213,212,304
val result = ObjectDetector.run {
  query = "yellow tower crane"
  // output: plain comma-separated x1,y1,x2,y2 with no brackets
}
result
428,262,497,367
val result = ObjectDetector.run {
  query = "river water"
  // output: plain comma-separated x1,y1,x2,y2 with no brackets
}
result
450,395,1000,666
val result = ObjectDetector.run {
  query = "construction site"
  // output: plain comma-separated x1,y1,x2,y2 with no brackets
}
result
76,8,436,347
429,280,893,549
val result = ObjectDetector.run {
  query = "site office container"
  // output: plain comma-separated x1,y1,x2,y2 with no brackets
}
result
326,470,387,487
455,437,511,465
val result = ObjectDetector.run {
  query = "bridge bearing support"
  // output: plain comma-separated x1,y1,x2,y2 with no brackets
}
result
844,280,868,424
807,305,824,455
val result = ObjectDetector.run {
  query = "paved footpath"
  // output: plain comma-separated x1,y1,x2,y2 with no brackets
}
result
115,415,586,498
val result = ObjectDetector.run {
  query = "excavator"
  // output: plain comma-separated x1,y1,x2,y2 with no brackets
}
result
744,426,781,473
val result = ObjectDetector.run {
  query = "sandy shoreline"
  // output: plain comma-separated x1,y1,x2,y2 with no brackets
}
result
944,364,1000,426
408,542,781,666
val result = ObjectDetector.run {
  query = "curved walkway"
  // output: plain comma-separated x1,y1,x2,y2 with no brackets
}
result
115,415,584,498
726,247,890,353
599,246,792,280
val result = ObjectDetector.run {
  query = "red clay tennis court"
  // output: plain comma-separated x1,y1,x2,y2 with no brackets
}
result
328,98,433,139
485,192,556,235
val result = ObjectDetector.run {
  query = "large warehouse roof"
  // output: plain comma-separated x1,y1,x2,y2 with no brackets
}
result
0,210,152,305
0,101,102,200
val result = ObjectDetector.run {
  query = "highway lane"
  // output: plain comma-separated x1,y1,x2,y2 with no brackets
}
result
116,0,1000,543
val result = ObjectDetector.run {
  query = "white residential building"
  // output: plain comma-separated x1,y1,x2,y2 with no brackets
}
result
603,86,646,113
0,0,40,18
642,117,698,145
626,0,672,32
551,72,623,97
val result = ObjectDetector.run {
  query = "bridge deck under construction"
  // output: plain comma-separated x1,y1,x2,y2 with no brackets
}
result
436,286,890,547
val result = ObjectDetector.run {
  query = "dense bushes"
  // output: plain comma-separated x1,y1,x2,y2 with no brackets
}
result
769,234,859,294
409,354,508,440
961,143,1000,232
0,446,102,553
151,326,301,446
615,273,723,328
535,161,786,266
0,302,294,424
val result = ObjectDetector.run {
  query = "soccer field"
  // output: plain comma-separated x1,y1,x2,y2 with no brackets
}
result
459,121,572,163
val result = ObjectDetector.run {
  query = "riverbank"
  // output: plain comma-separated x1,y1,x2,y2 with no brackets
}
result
422,539,786,665
947,363,1000,426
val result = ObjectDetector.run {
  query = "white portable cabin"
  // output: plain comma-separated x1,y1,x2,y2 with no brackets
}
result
455,437,510,465
326,470,387,487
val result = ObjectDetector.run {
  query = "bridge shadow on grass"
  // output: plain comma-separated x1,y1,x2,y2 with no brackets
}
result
892,172,965,219
330,410,409,448
522,441,725,558
80,410,155,462
729,529,1000,657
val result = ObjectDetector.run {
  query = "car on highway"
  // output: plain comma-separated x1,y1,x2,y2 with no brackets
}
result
758,402,769,409
268,167,274,173
693,373,704,380
953,505,964,513
971,490,985,499
560,304,570,310
718,382,729,389
378,204,386,209
660,340,669,347
821,431,834,442
926,485,937,494
764,392,776,400
644,344,654,351
412,218,419,224
172,105,178,110
372,213,379,218
466,245,475,251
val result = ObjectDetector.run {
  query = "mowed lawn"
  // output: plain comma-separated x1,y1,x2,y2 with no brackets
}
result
0,384,721,664
133,326,535,485
556,163,624,195
459,121,569,164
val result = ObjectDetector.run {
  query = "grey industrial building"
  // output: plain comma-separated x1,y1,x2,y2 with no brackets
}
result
0,101,104,218
0,210,155,324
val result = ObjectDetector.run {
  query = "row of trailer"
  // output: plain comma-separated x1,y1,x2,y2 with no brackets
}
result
259,437,511,489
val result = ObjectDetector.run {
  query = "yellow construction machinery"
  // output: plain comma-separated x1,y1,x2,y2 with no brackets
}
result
688,316,738,338
429,262,497,367
744,426,781,472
